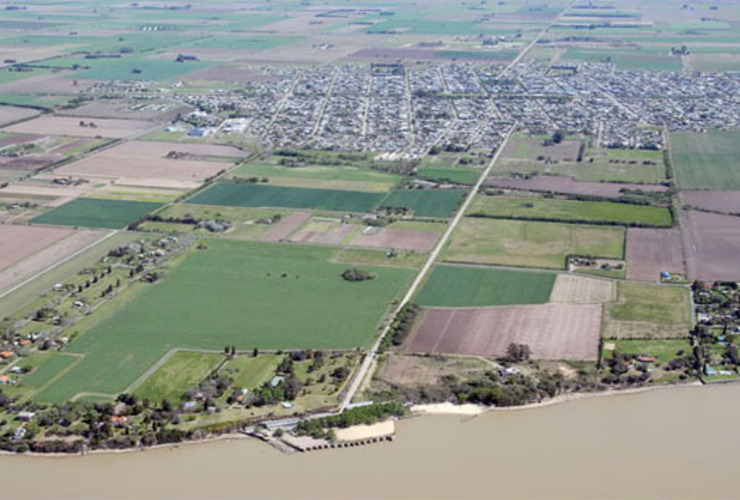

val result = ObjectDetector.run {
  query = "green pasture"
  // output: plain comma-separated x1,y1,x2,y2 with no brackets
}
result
670,131,740,190
379,189,468,218
31,198,162,229
415,265,556,307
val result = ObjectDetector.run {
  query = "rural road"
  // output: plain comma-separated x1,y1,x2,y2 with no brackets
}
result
339,124,517,410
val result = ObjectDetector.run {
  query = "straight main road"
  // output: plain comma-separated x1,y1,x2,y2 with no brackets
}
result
339,124,517,410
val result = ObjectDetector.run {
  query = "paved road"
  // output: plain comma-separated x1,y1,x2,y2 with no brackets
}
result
339,124,517,410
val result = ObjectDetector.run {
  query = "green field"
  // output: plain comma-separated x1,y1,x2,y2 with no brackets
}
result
417,167,481,185
670,131,740,190
34,240,414,402
20,353,79,390
190,182,385,213
415,265,556,307
605,282,691,339
222,354,282,390
30,198,162,229
468,195,672,227
611,339,691,364
57,56,212,81
446,218,625,269
379,189,467,218
134,351,224,404
232,161,400,192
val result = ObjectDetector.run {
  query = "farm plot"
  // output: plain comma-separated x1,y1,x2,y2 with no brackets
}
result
260,212,312,242
54,141,232,189
670,131,740,190
681,210,740,281
0,106,40,127
232,161,400,193
289,220,359,246
3,116,155,139
550,274,615,304
378,189,468,218
682,190,740,215
36,240,414,401
350,227,440,251
502,136,583,162
468,194,672,227
189,182,385,213
626,229,685,281
30,198,162,229
445,218,625,269
604,282,691,339
0,224,72,272
406,304,603,361
485,176,669,198
0,229,104,295
415,265,556,307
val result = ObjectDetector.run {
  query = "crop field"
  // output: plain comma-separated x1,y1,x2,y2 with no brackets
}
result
415,265,556,307
30,198,162,229
407,304,602,361
134,351,224,404
417,167,480,185
350,227,440,251
502,137,583,162
289,219,359,246
2,116,154,139
55,141,232,189
485,176,668,198
670,131,740,190
378,189,467,218
681,190,740,214
626,229,685,281
232,161,400,193
681,210,740,281
604,282,691,339
0,105,40,127
35,240,414,401
0,224,72,271
468,195,672,227
58,56,212,82
445,218,625,269
189,182,385,213
549,274,615,304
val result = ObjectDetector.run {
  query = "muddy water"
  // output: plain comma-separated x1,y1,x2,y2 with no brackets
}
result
1,384,737,500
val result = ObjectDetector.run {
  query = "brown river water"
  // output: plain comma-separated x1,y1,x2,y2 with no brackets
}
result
0,383,737,500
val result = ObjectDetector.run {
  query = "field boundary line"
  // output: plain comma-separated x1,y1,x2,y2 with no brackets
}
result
0,230,118,302
339,124,518,410
123,348,181,394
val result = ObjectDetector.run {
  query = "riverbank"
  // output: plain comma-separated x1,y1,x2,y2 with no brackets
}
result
1,380,709,458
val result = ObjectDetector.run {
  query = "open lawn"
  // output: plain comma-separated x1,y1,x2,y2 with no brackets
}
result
415,265,555,307
34,240,414,401
670,131,740,190
468,195,672,227
31,198,162,229
134,351,224,404
611,339,690,364
445,218,625,269
378,189,467,218
189,182,385,213
605,282,691,339
221,354,282,391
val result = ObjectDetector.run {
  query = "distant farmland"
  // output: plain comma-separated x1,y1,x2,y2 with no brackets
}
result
415,265,556,307
671,131,740,190
189,182,385,213
379,189,468,218
30,198,162,229
468,195,672,227
36,240,414,402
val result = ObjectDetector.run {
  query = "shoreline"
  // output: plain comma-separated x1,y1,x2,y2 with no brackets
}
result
2,381,708,459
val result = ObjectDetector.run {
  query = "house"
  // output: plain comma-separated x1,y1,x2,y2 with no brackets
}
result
16,411,36,422
0,351,14,359
0,375,11,384
270,376,285,387
14,427,26,441
637,356,657,363
110,416,129,427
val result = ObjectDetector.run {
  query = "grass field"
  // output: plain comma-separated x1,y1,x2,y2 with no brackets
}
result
468,195,672,227
20,353,79,390
446,218,625,269
415,265,556,307
134,351,224,404
670,131,740,190
30,198,162,229
232,162,400,193
605,282,691,339
379,189,468,218
61,56,212,82
189,182,385,213
221,354,282,390
417,167,481,185
611,339,690,364
34,240,414,402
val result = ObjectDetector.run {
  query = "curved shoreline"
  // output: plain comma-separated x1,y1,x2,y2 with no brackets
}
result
2,381,707,459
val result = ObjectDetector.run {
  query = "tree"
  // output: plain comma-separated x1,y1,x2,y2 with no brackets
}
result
253,347,259,358
552,131,564,144
506,343,531,362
